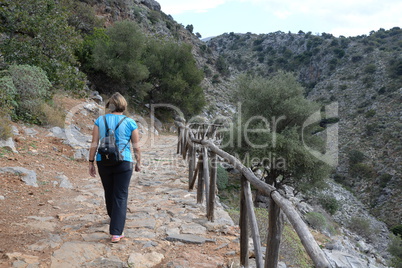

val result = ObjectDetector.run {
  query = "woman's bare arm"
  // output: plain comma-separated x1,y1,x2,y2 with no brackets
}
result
131,129,141,172
88,125,99,177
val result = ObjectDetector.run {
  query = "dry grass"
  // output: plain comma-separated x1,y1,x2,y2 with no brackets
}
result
38,102,66,127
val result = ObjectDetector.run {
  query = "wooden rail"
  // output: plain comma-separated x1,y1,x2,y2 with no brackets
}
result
176,121,331,268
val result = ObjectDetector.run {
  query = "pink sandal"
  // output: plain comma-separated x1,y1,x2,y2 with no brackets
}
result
111,234,124,243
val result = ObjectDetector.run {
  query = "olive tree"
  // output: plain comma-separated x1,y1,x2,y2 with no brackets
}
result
224,71,331,191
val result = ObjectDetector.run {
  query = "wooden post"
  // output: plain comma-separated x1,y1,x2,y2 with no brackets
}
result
188,144,195,189
240,175,249,267
265,196,284,268
197,154,204,204
182,128,188,159
181,127,185,155
244,180,263,268
207,152,217,221
190,154,202,190
203,147,210,211
177,127,181,154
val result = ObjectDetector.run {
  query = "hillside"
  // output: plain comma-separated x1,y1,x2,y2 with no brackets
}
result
205,29,402,228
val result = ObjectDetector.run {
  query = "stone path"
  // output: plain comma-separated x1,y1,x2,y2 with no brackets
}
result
2,135,241,268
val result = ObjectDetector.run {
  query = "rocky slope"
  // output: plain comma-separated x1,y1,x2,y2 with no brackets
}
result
205,30,402,229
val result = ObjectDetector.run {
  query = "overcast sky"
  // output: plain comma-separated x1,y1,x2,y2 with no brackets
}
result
156,0,402,38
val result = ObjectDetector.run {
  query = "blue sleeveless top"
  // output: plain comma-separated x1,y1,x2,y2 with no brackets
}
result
95,114,138,162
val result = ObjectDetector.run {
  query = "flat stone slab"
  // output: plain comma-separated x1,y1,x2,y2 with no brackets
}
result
165,234,207,244
50,242,110,268
128,252,164,268
126,218,156,229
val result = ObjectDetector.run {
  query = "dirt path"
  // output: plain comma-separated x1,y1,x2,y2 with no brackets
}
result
0,98,241,267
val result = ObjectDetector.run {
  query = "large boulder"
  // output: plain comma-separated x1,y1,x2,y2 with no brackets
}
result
0,137,18,153
0,167,38,187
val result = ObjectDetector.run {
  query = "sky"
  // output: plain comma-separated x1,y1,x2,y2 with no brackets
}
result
155,0,402,38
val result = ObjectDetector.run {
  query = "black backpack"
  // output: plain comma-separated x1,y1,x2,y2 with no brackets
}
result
97,116,129,166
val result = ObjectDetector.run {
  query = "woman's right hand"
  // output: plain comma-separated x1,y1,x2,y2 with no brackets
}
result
135,163,141,172
89,163,97,177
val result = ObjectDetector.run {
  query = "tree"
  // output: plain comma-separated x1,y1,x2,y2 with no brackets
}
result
91,21,150,99
0,0,85,91
224,72,331,191
143,38,205,117
185,24,194,33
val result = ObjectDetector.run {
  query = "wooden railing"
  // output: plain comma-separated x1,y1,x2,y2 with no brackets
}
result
176,121,331,268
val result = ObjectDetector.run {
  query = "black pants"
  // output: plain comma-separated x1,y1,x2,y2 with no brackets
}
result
97,161,133,235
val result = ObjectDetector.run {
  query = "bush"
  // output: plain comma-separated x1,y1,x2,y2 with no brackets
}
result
378,173,392,188
348,216,372,239
388,234,402,268
348,149,365,165
0,74,17,114
365,109,376,118
216,164,229,191
391,225,402,237
305,212,327,231
364,64,376,74
318,195,340,215
7,65,51,123
0,116,12,140
349,163,376,178
0,65,51,123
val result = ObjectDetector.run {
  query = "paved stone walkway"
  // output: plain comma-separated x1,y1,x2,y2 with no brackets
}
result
2,135,240,267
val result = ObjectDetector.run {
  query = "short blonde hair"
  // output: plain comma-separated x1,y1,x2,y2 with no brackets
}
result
106,92,127,113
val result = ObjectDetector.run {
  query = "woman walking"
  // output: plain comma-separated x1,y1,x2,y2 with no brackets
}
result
88,92,141,243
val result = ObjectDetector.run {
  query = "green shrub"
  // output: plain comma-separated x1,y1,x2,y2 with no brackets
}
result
391,225,402,237
318,195,340,215
216,164,229,191
364,64,376,74
305,212,326,231
378,173,392,188
388,234,402,268
0,116,12,140
348,150,365,165
349,163,376,178
348,216,372,239
0,74,17,114
365,123,378,136
8,64,51,123
365,109,376,118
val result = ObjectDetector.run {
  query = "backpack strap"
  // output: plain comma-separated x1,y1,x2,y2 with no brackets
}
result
114,116,127,131
103,116,110,136
103,116,127,136
110,116,130,153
